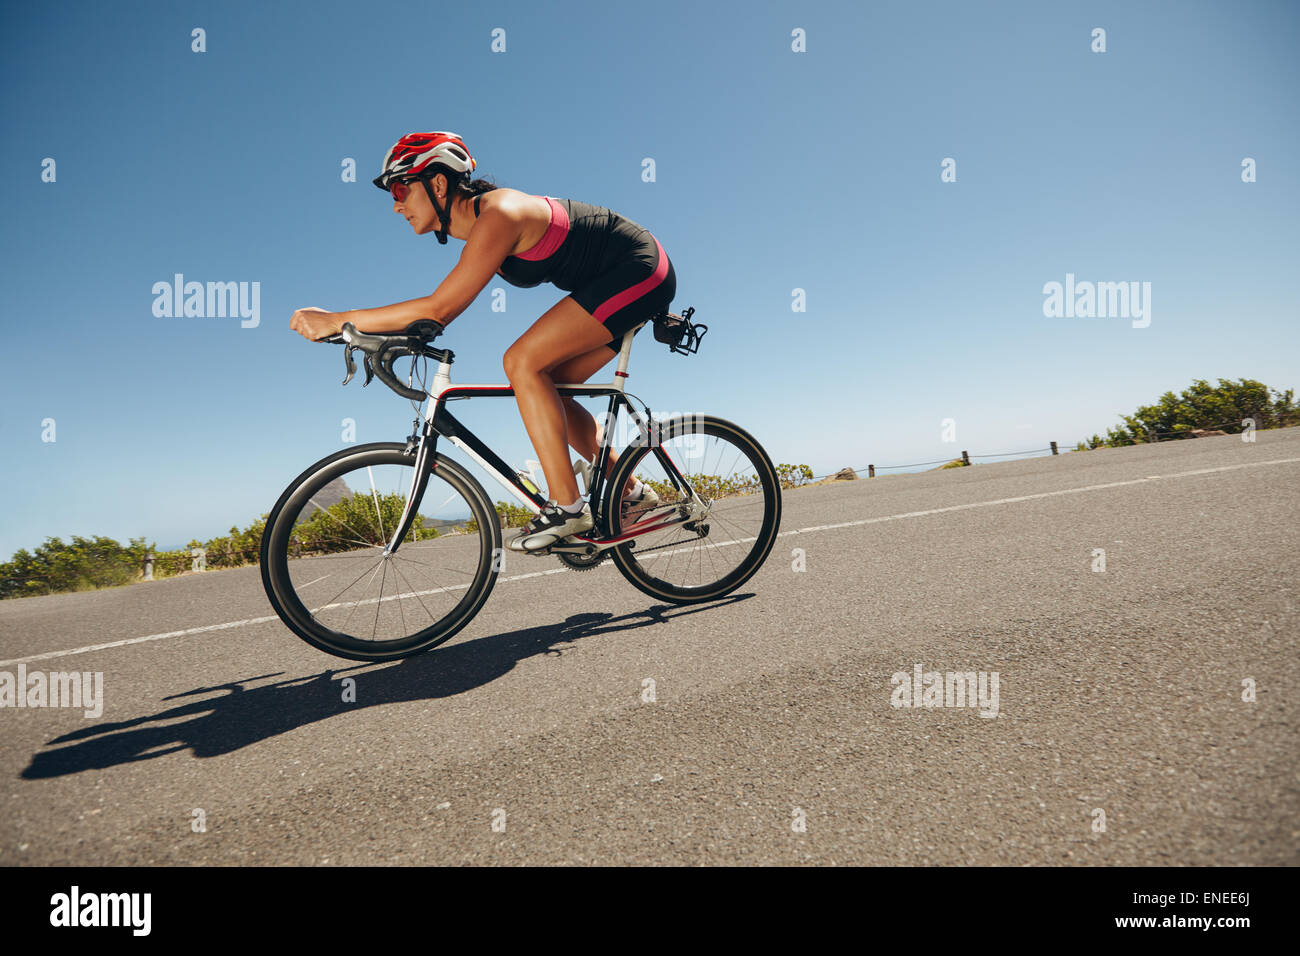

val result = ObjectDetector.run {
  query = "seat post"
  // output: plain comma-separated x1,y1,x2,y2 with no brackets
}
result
612,322,644,391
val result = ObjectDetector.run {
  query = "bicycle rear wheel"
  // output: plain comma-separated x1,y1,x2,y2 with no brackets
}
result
260,443,501,661
604,415,781,603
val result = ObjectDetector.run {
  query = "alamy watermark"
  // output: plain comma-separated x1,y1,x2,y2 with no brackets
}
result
890,663,1000,717
49,886,150,935
152,273,260,327
1,666,103,718
1042,273,1150,328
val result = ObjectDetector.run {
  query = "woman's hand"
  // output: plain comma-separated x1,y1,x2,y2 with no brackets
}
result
290,307,342,341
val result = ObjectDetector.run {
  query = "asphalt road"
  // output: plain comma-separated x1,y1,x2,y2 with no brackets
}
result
2,428,1297,865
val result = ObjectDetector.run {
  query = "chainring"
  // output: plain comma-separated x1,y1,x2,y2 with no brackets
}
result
555,549,610,571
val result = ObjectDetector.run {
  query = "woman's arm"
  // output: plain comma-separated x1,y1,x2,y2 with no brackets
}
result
291,202,524,340
337,295,441,334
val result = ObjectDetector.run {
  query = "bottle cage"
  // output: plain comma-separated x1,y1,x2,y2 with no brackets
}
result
652,307,707,355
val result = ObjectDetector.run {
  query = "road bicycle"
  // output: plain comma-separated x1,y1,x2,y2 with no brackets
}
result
259,310,782,661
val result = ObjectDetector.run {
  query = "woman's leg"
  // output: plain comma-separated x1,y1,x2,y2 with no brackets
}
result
503,297,613,506
540,234,673,501
549,348,638,496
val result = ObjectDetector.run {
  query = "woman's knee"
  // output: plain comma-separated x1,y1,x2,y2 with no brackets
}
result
503,344,541,384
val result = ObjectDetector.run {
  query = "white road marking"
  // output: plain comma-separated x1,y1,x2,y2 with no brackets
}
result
4,454,1297,666
0,615,283,666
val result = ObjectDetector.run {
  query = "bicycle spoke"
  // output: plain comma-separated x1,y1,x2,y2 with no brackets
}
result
366,466,389,545
387,558,439,629
338,559,388,635
370,558,390,641
304,496,378,548
392,558,410,636
316,551,387,612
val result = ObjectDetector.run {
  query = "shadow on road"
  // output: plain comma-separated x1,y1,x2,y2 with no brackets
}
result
20,594,753,779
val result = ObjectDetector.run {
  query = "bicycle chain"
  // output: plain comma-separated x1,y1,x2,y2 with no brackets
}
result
549,520,708,564
622,535,707,556
611,505,712,556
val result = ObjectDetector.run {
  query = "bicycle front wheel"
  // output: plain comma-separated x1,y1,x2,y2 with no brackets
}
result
260,443,501,661
605,415,781,603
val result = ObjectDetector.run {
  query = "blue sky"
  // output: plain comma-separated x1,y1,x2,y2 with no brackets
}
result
2,0,1297,556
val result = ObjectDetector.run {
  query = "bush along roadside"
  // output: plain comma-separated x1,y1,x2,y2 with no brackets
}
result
2,465,816,599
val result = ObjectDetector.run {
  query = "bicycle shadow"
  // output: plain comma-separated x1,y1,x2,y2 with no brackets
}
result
20,594,753,779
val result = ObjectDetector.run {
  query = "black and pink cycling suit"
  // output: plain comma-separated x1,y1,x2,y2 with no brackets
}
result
475,193,676,352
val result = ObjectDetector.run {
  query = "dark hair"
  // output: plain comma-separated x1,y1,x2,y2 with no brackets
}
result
455,175,500,198
425,164,500,198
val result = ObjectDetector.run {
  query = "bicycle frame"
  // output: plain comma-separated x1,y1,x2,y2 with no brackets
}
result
381,323,700,556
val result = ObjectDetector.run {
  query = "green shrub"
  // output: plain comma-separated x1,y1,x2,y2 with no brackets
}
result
465,500,533,534
1089,378,1298,447
0,535,145,599
776,463,814,489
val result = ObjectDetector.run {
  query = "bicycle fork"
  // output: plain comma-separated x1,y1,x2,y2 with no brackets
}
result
382,420,438,558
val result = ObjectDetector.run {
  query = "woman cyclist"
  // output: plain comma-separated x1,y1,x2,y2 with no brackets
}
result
289,131,675,552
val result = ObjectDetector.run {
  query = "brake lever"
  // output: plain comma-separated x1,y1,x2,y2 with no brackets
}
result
341,344,358,386
362,354,375,387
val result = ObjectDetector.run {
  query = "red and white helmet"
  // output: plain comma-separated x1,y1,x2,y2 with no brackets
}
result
372,131,476,191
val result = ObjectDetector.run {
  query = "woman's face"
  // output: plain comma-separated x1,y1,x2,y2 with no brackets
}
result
392,174,443,235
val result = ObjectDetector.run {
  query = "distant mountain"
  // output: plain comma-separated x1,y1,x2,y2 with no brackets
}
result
423,517,470,529
308,477,352,511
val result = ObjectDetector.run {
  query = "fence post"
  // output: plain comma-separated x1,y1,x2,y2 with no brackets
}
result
143,551,154,581
868,464,875,478
1050,441,1058,455
291,536,301,558
961,450,970,466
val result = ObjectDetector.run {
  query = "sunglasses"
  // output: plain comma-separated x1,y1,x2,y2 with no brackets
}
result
388,176,420,203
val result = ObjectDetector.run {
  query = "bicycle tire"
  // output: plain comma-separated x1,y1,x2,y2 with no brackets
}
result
260,443,501,661
604,415,781,604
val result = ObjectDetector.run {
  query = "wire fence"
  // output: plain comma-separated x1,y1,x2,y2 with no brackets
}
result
806,449,1052,483
803,418,1251,483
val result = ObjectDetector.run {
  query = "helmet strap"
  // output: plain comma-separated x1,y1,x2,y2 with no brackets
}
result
422,172,453,245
